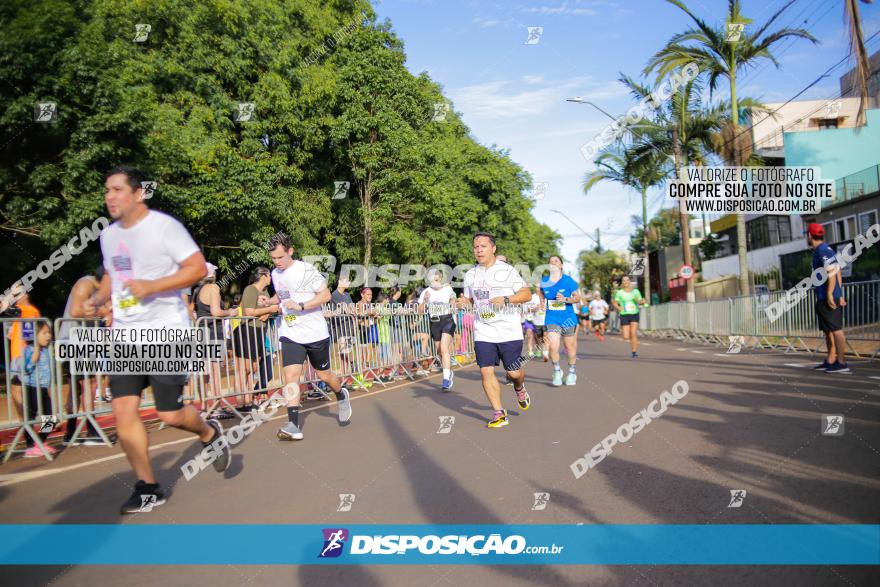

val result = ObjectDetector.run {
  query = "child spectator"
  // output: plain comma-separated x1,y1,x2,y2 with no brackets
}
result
23,322,56,458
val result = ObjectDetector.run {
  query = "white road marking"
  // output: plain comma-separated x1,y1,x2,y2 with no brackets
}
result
690,350,705,354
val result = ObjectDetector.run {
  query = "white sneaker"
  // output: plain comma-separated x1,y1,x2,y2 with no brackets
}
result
551,369,563,387
565,372,577,386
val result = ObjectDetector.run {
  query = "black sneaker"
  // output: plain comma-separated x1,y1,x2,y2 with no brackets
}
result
813,361,832,371
306,390,325,400
237,404,256,413
205,420,231,473
120,480,166,515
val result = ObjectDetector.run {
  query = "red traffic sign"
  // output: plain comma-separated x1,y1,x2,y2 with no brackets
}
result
679,264,695,280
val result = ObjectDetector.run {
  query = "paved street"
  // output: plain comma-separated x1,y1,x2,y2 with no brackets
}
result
2,333,879,586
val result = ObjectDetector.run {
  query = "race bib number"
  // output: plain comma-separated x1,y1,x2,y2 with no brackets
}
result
284,314,297,326
112,288,147,319
547,300,566,311
479,311,496,320
624,301,637,313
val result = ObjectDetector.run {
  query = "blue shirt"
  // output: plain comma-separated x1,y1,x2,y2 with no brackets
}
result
540,274,579,327
23,344,52,389
812,243,843,301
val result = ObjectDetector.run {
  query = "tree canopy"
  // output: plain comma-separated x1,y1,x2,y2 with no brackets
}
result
0,0,559,312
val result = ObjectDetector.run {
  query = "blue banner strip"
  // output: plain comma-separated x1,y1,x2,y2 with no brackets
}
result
0,525,878,565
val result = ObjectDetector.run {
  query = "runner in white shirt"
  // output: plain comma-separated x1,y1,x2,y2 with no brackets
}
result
589,292,610,341
418,272,457,390
522,289,541,359
460,232,533,428
256,234,351,441
85,166,230,514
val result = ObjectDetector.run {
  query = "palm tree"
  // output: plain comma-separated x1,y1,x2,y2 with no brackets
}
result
645,0,817,296
845,0,875,126
583,149,666,304
618,74,725,301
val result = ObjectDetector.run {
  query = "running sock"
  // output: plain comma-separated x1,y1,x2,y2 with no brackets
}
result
333,388,346,401
552,361,561,371
443,368,451,379
568,364,576,373
493,410,504,419
287,407,300,427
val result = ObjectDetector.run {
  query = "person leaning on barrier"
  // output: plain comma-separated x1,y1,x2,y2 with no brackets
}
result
191,262,237,418
60,266,111,446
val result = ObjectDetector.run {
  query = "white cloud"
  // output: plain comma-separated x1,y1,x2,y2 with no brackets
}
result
448,75,627,120
472,16,517,28
521,74,545,84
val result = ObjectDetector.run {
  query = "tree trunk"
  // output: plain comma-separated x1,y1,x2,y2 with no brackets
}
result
642,187,651,305
672,123,695,302
730,65,750,297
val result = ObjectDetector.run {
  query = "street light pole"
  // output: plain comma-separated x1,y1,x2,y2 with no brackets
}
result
549,209,601,252
566,97,617,122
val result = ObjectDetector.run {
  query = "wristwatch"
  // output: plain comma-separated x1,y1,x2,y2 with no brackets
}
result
299,302,306,311
503,296,510,305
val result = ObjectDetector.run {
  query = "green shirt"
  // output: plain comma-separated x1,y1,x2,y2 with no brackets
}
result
614,288,643,315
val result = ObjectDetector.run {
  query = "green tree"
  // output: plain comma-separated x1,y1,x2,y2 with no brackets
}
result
583,148,666,303
576,249,630,299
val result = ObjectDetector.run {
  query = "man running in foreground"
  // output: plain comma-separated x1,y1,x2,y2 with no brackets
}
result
461,233,532,428
538,256,581,386
806,223,850,373
257,234,352,440
86,166,230,514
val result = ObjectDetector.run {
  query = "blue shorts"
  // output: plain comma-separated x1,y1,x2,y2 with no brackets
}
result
475,340,524,371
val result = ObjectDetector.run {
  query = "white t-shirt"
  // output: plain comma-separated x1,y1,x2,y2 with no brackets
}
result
531,293,546,326
272,260,330,344
418,285,455,317
589,299,609,319
100,211,200,329
463,261,526,343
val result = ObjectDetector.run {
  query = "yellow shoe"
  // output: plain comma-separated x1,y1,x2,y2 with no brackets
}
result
487,410,509,428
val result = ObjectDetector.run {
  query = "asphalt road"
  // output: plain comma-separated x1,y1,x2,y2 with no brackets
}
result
2,332,879,586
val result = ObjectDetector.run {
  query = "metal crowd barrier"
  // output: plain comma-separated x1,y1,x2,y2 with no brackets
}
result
2,305,477,461
3,317,60,462
642,280,880,359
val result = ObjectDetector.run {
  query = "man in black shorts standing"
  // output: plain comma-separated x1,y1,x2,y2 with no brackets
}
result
86,166,230,514
257,234,352,441
807,223,850,373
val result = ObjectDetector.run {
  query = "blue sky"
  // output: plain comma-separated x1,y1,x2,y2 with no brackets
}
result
372,0,880,265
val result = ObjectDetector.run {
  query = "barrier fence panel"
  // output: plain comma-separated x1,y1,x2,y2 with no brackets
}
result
643,279,880,358
53,317,116,448
3,317,60,461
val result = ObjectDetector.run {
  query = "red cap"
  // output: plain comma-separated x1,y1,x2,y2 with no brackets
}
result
807,223,824,237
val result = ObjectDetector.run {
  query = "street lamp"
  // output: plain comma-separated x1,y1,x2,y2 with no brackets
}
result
566,97,617,122
550,209,601,251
